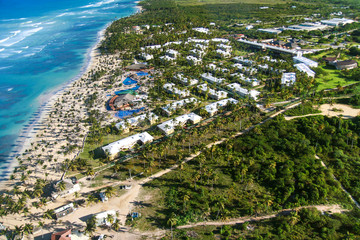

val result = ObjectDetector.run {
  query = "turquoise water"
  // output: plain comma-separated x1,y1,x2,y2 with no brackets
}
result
0,0,137,178
114,85,140,95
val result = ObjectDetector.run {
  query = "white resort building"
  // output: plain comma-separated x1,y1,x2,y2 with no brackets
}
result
197,83,228,100
186,55,202,65
115,112,159,132
157,113,202,135
102,132,154,159
174,74,199,86
204,98,239,116
294,63,316,78
163,83,190,98
227,83,260,100
281,72,297,87
161,97,199,116
201,73,225,84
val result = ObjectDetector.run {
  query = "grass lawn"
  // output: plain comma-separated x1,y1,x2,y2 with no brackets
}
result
316,65,357,91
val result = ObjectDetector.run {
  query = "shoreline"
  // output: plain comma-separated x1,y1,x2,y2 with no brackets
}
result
0,20,109,184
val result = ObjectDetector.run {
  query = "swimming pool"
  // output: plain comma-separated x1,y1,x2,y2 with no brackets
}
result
115,85,140,95
123,77,138,85
115,107,145,119
137,71,149,76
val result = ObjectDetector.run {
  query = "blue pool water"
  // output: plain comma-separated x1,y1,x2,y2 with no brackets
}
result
115,107,145,119
114,85,140,95
0,0,138,178
123,77,137,85
136,71,148,76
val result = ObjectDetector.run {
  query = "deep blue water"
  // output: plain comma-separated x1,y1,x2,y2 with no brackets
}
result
115,107,144,119
123,77,137,85
0,0,137,177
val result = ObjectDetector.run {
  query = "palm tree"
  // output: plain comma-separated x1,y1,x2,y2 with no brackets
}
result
167,213,178,240
43,209,54,220
105,186,116,198
85,215,97,235
106,214,114,226
23,223,33,236
112,219,121,231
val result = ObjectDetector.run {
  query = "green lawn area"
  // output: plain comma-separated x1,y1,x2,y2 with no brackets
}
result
175,0,290,6
316,65,358,91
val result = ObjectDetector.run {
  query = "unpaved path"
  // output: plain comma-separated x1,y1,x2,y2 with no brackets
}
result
316,155,360,209
284,104,360,121
177,204,346,229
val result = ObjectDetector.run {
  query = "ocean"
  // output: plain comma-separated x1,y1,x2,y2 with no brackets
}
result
0,0,137,179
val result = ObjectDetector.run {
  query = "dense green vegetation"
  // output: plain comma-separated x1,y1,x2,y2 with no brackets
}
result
172,208,360,239
285,102,321,116
132,115,360,230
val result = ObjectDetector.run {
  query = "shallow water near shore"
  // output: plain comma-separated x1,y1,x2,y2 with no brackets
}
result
0,0,137,179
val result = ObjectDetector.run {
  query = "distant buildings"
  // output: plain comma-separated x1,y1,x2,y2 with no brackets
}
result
321,18,355,26
294,63,316,78
157,113,202,135
201,73,225,84
258,28,282,34
115,112,158,132
281,72,296,87
163,83,190,98
161,98,199,115
174,74,199,86
197,83,228,100
293,55,318,68
192,27,211,34
227,83,260,100
204,98,239,116
186,55,202,65
335,60,358,70
102,132,154,159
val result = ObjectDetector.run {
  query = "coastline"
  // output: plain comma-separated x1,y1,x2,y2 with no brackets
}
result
0,19,111,185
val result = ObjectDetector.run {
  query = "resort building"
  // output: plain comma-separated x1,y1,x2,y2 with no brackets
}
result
211,38,230,43
231,73,260,87
165,49,180,58
281,72,296,87
186,38,209,45
115,112,159,132
227,83,261,100
186,55,202,65
204,98,239,116
95,210,117,227
51,229,89,240
216,49,231,58
321,18,355,26
233,56,254,66
54,203,76,220
286,22,328,31
174,74,199,86
201,73,225,84
163,83,190,98
139,53,154,61
194,43,208,50
163,41,182,47
161,97,199,116
142,45,162,51
157,113,202,135
294,63,316,78
190,49,206,58
109,93,136,111
102,132,154,159
258,28,282,34
52,179,81,200
335,60,358,70
160,55,176,63
192,27,210,34
293,55,318,68
237,39,298,55
217,44,232,52
197,83,228,100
